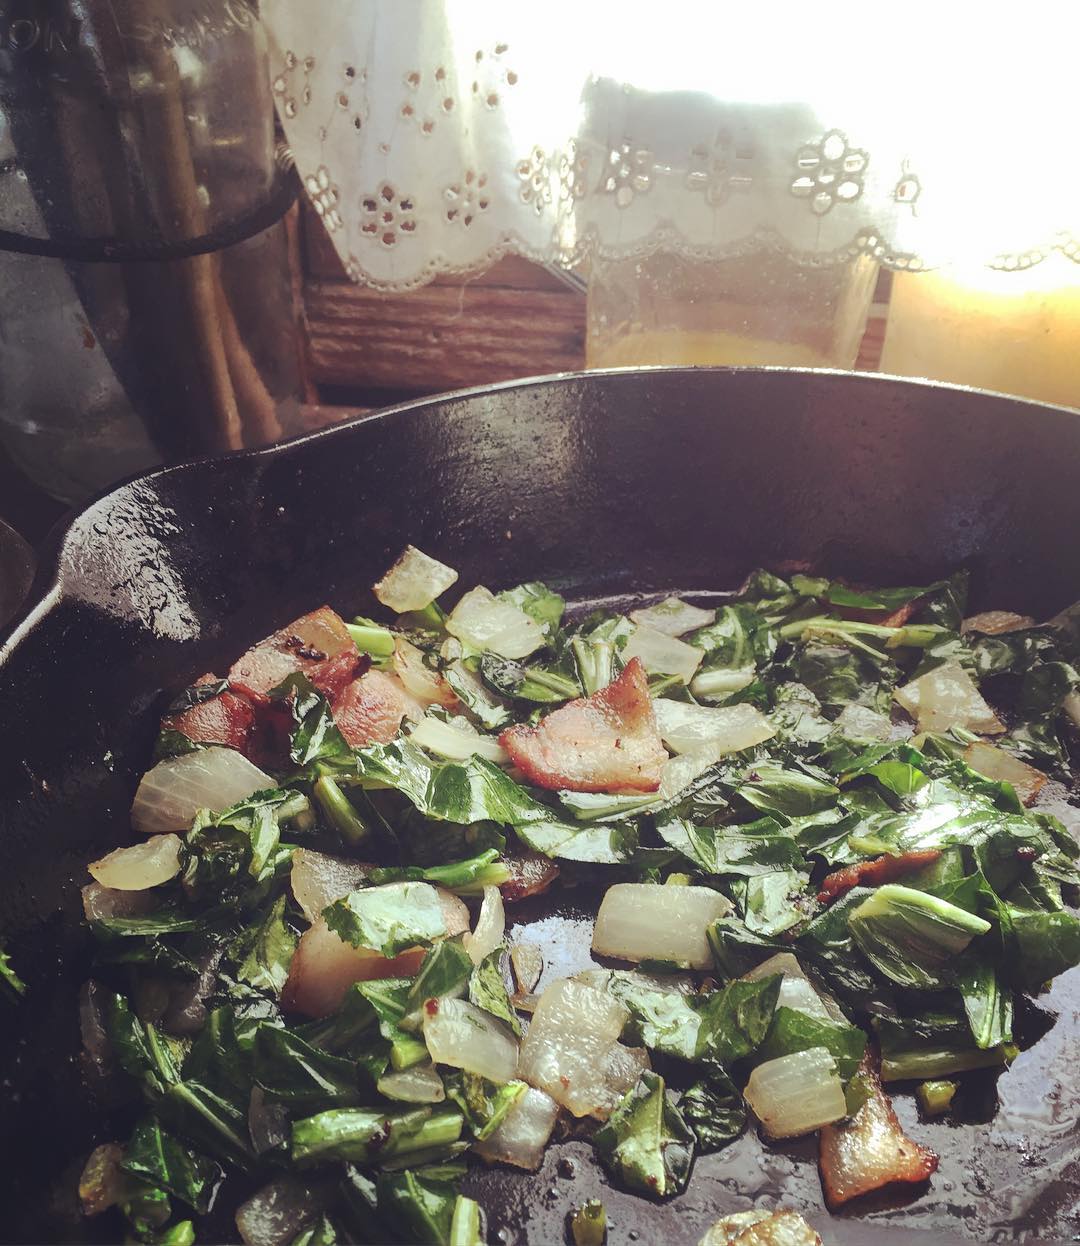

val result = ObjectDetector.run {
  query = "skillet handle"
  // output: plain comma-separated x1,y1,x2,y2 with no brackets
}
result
0,516,35,629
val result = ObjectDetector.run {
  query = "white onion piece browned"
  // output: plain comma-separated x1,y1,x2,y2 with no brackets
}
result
510,943,544,993
596,1043,651,1118
653,699,775,759
893,662,1004,735
78,1143,126,1216
446,587,544,660
378,1061,446,1103
131,747,275,836
474,1086,559,1171
593,883,731,970
463,885,505,966
623,624,704,684
743,1047,847,1139
409,715,507,764
290,849,372,923
963,740,1047,806
82,882,157,923
374,545,458,613
630,597,716,637
517,978,629,1117
422,997,519,1083
392,637,458,708
741,952,843,1024
700,1210,821,1246
236,1177,329,1246
834,703,893,742
89,834,182,891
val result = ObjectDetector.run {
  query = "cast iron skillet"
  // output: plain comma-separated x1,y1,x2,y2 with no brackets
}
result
2,368,1080,1245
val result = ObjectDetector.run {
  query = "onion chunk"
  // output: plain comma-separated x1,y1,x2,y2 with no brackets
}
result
653,699,775,758
630,597,716,637
893,661,1004,735
409,715,506,764
743,1047,847,1139
623,624,704,684
89,835,182,891
474,1086,559,1171
593,883,731,970
131,747,275,836
374,545,458,613
447,586,544,660
422,997,519,1083
463,885,505,966
516,978,630,1117
963,740,1046,805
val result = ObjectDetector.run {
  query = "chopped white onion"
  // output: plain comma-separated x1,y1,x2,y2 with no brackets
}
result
474,1086,559,1171
623,624,704,684
464,885,506,966
592,883,730,970
409,714,507,764
835,703,893,742
374,545,459,613
290,849,372,923
689,666,757,700
658,751,716,802
392,637,458,707
510,943,544,993
596,1042,651,1118
893,661,1004,735
377,1061,446,1103
236,1177,328,1246
653,699,776,759
422,997,519,1083
516,978,629,1117
963,740,1046,805
743,1047,847,1139
742,952,848,1024
89,834,182,891
82,882,156,923
446,586,544,660
630,597,716,637
131,747,275,836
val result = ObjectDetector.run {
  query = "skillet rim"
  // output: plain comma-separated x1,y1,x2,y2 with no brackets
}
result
2,363,1079,664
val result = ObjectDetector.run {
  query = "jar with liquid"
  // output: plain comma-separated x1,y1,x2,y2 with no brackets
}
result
576,79,877,371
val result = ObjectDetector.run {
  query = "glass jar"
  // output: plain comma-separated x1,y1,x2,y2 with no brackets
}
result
0,0,304,502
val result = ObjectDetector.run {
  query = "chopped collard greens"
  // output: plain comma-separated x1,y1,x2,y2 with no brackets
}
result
69,555,1080,1242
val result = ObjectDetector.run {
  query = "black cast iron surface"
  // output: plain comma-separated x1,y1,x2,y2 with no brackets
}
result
2,368,1080,1244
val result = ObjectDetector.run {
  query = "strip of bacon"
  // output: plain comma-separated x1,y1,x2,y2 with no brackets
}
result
309,650,370,702
499,657,666,793
817,849,941,904
228,606,355,700
331,669,410,749
837,599,918,628
820,1054,938,1208
162,676,255,754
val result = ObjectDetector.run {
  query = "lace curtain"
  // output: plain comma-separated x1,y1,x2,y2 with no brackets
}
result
262,1,1080,291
